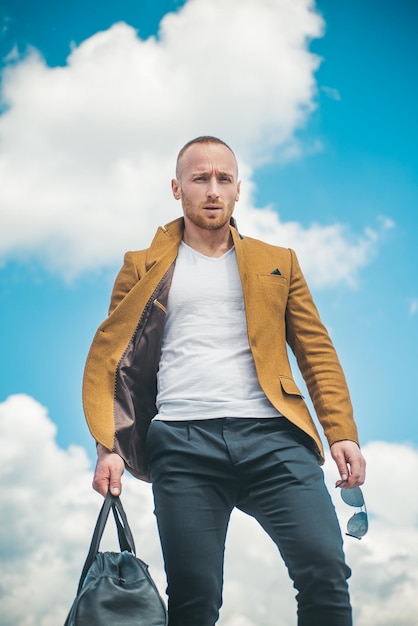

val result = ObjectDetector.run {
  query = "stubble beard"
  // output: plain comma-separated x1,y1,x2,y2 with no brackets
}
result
187,214,229,230
183,201,234,232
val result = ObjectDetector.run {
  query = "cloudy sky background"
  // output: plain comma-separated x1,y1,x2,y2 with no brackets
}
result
1,0,417,624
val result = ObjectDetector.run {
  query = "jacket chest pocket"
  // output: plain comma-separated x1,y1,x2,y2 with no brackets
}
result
256,274,288,316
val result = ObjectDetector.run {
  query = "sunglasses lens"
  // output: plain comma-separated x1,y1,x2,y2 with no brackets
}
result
346,511,368,538
340,487,364,507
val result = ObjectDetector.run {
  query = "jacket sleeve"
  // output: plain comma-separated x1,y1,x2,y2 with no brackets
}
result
108,252,140,315
285,249,359,448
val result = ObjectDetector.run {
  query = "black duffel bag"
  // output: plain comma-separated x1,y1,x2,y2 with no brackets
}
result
64,491,167,625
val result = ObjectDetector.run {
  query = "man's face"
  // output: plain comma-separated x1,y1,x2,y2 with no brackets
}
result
172,142,241,232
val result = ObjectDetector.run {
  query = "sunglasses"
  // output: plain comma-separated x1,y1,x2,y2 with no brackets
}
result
340,487,368,539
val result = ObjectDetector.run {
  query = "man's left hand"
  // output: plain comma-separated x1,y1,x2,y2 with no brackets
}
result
330,440,366,488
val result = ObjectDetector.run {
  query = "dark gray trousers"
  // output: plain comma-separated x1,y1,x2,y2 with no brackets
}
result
146,417,352,626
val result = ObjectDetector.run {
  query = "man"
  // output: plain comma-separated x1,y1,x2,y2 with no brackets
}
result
84,136,366,626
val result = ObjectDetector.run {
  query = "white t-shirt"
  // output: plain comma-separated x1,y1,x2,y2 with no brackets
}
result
154,242,281,420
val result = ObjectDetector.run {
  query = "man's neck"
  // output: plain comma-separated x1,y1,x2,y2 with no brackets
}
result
182,224,233,258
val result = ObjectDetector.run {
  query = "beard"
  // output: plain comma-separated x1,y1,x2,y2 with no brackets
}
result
182,200,234,232
185,212,230,230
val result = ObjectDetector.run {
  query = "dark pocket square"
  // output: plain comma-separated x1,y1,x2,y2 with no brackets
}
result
271,268,282,275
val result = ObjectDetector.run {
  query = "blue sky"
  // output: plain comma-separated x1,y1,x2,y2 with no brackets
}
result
1,1,418,624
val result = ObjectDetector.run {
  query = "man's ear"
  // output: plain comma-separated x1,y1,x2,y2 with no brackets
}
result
172,179,181,200
235,180,241,202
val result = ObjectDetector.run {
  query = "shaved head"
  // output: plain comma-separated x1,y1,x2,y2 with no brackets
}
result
176,136,237,179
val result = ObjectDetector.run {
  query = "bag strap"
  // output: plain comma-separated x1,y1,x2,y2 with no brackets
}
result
112,494,136,554
77,491,136,594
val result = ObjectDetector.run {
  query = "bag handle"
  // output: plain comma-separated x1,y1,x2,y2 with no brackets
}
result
77,491,136,594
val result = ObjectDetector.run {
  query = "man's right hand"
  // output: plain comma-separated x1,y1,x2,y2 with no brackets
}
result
92,443,125,497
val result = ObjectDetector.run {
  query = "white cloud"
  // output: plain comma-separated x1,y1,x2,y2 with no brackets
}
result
1,394,418,625
0,0,381,285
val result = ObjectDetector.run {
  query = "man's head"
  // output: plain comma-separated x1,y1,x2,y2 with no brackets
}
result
172,136,241,233
175,136,237,179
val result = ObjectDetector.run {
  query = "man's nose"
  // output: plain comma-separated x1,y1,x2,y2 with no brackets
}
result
207,177,220,198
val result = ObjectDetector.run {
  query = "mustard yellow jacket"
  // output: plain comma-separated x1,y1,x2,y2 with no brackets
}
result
83,217,359,481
